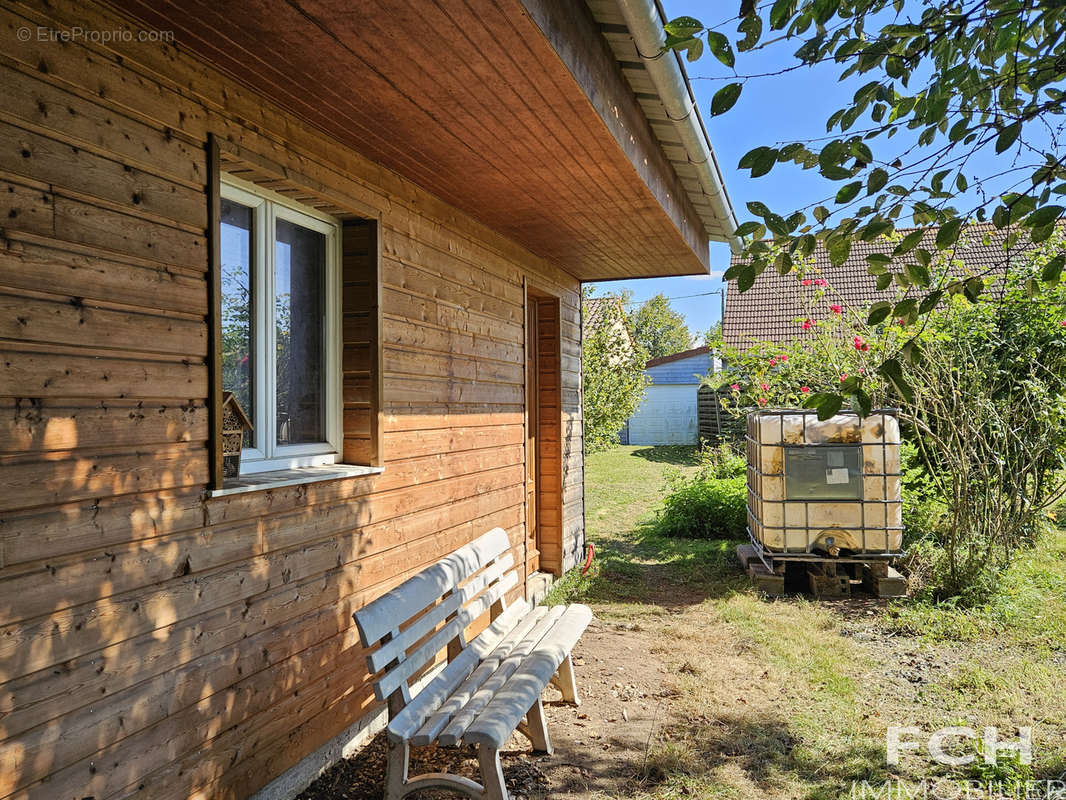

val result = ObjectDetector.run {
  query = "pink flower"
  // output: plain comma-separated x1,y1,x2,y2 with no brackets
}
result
853,336,867,351
240,355,249,365
859,368,866,375
760,382,770,391
840,373,848,382
897,318,906,326
730,383,740,391
801,279,812,286
813,279,827,287
830,304,842,314
802,318,814,330
778,354,788,362
769,358,777,367
1061,320,1066,327
757,397,768,406
800,386,810,393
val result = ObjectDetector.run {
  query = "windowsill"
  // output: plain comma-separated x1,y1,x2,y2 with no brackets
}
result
207,463,384,498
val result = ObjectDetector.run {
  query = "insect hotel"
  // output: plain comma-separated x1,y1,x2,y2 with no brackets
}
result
739,409,908,597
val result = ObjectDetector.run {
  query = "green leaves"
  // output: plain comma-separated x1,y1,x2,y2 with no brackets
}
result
738,146,779,178
769,0,798,31
711,83,743,116
734,220,765,238
995,121,1022,154
835,181,862,204
706,31,735,68
893,229,924,256
1042,254,1065,284
877,358,914,403
664,16,704,37
867,168,889,195
935,218,963,250
868,301,892,325
803,391,844,421
736,13,763,52
1026,205,1064,229
918,289,943,314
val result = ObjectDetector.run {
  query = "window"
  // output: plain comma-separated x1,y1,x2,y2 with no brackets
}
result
219,177,342,474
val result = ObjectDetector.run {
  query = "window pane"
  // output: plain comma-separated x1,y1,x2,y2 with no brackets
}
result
220,199,254,448
784,446,863,500
275,218,326,446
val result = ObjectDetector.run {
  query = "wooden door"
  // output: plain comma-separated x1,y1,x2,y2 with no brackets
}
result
525,296,540,574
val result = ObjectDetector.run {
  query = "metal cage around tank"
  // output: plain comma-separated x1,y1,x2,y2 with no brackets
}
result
745,408,904,561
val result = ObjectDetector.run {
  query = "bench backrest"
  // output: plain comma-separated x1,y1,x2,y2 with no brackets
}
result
353,528,517,712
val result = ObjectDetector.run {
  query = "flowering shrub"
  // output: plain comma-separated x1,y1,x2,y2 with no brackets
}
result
707,233,1066,602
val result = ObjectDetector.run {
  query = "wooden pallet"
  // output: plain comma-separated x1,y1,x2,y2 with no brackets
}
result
862,565,908,598
737,545,785,596
738,544,907,598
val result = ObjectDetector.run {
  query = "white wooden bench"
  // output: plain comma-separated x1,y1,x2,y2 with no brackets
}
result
353,528,592,800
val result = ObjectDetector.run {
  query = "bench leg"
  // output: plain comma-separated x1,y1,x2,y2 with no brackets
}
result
385,737,410,800
551,653,580,706
477,745,510,800
524,697,553,755
388,735,488,799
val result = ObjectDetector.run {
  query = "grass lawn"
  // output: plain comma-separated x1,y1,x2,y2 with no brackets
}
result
548,445,1066,800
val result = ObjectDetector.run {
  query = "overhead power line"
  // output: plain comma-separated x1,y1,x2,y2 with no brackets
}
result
615,289,725,306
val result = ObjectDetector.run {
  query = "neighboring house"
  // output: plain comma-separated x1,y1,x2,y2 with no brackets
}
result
627,346,721,445
582,295,637,358
723,222,1029,349
0,2,738,800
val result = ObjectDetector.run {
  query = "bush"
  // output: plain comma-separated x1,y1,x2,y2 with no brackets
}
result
899,440,947,549
656,475,747,540
582,292,648,453
696,441,746,480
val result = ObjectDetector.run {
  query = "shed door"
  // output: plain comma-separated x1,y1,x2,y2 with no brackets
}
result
628,385,698,445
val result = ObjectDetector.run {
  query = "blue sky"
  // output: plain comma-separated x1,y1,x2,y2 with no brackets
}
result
588,1,1041,340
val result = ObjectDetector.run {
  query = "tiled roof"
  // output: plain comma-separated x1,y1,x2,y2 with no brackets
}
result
582,297,614,334
582,296,635,347
645,345,711,369
722,222,1044,349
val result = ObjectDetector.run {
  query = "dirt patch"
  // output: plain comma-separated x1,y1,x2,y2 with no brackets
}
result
297,620,677,799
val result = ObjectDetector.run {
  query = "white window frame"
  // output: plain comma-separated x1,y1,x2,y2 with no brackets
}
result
221,174,342,475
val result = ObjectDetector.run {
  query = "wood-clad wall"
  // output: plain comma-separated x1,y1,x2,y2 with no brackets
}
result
0,1,584,798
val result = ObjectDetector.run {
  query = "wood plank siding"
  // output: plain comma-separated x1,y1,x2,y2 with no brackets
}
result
0,2,585,799
101,0,713,281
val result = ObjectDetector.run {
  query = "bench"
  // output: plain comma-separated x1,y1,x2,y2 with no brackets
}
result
353,528,593,800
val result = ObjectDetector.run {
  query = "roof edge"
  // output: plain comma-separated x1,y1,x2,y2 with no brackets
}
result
645,344,712,368
613,0,742,254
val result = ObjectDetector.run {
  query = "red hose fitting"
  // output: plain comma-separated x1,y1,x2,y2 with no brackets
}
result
581,542,595,575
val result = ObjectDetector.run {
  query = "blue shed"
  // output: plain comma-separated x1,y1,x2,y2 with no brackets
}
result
627,346,719,445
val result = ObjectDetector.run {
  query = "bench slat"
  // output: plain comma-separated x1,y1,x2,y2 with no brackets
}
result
354,528,511,646
463,604,593,749
386,600,535,743
374,568,519,701
436,605,567,746
368,552,516,674
410,605,548,746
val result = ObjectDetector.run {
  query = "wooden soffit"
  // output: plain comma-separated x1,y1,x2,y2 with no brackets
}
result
106,0,716,280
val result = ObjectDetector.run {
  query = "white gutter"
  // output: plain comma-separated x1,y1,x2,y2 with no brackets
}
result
615,0,743,254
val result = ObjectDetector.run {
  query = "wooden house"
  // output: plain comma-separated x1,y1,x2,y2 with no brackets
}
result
0,1,738,798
